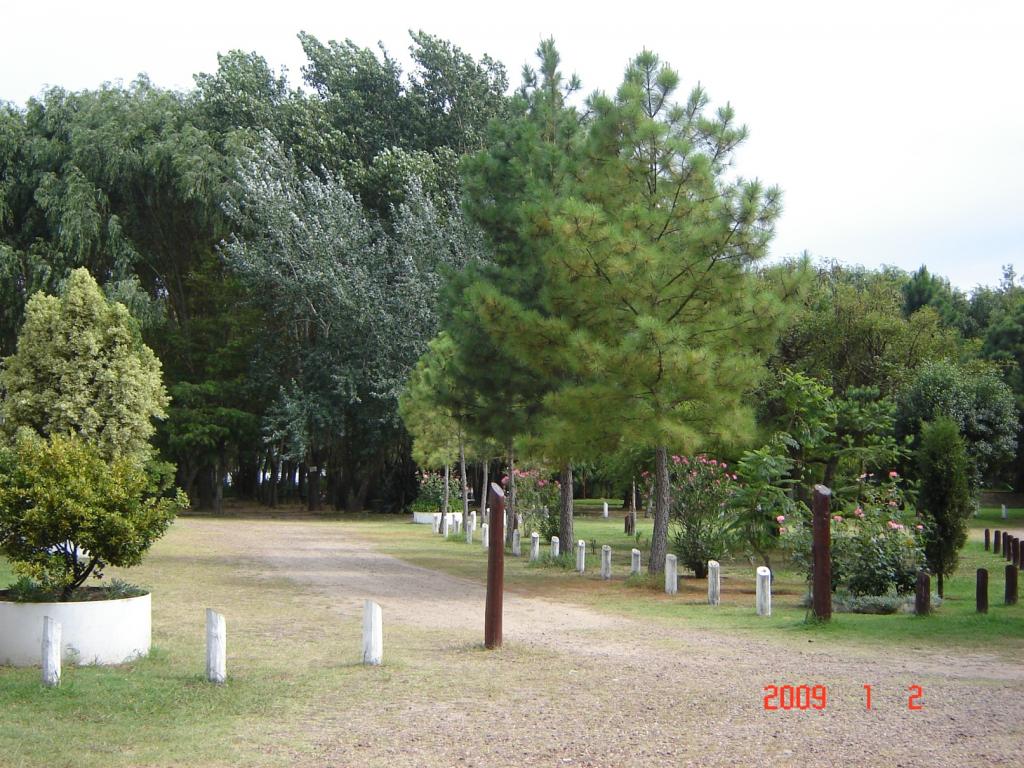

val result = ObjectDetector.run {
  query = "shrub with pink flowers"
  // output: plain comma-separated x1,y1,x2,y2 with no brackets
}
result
648,454,737,579
781,472,925,596
411,470,463,514
511,466,561,540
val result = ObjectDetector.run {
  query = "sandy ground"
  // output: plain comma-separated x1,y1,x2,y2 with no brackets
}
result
207,518,1024,767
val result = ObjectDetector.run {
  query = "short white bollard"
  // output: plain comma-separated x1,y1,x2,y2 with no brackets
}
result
466,521,473,544
362,600,383,666
631,548,641,575
512,529,521,557
601,545,612,579
1002,504,1008,520
603,501,609,518
576,540,586,573
481,522,489,548
442,514,450,539
206,608,227,684
551,536,560,558
530,531,540,561
432,513,441,534
756,566,772,616
470,511,477,532
485,506,490,525
42,616,61,688
708,560,721,606
665,554,678,594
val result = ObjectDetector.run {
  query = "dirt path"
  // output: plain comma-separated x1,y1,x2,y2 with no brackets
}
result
208,518,1024,767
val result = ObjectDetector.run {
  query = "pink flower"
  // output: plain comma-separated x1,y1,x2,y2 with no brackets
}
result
682,456,689,464
501,475,509,486
731,473,738,480
888,471,899,478
722,463,728,469
778,526,787,534
915,524,924,531
672,454,682,464
710,459,718,466
538,480,547,487
888,500,898,507
887,520,904,531
776,515,786,523
853,508,864,518
832,514,843,522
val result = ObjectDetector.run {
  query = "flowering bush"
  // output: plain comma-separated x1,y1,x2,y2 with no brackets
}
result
512,466,560,540
645,455,738,578
410,470,463,514
781,472,925,596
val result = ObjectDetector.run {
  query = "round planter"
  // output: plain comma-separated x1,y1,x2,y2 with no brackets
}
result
412,511,464,525
0,592,151,666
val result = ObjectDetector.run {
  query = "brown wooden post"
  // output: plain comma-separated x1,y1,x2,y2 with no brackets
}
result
1008,536,1016,563
1015,538,1023,569
915,571,931,615
484,482,505,649
984,528,990,551
1005,565,1019,606
976,569,988,613
811,485,832,622
994,530,1002,555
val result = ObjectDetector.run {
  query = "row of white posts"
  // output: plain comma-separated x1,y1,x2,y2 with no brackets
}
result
39,600,386,688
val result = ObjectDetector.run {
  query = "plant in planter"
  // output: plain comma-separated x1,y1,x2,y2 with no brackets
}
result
0,269,185,664
0,429,183,601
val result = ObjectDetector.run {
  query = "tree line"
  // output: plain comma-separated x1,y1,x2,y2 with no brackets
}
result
1,35,1021,579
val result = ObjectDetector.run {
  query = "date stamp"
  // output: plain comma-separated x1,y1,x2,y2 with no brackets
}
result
762,684,924,710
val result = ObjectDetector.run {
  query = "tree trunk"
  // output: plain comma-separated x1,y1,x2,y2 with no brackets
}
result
307,450,321,512
196,465,215,511
269,453,280,508
442,464,450,515
507,447,517,546
937,571,944,599
479,459,490,516
459,435,469,522
649,446,671,575
559,464,574,552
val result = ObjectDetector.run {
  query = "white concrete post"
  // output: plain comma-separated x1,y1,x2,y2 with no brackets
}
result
485,506,490,525
482,522,489,549
631,548,641,575
466,521,473,544
512,529,521,557
530,531,540,561
1002,504,1008,520
470,510,477,532
551,536,560,558
432,513,440,534
756,566,772,616
362,600,383,666
442,513,450,539
603,501,609,518
601,545,612,580
665,554,678,594
576,540,586,573
708,560,721,606
42,616,61,688
206,608,227,684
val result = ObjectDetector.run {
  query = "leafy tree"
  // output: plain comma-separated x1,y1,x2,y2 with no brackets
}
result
901,265,970,333
915,417,971,597
0,430,183,599
468,48,802,572
897,360,1017,490
0,268,168,462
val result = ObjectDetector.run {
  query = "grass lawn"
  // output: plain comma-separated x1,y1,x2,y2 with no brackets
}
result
355,503,1024,655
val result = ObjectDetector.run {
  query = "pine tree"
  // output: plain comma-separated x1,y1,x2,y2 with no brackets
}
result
466,49,803,572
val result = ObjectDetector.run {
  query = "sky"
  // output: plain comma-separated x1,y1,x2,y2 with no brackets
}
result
3,0,1022,291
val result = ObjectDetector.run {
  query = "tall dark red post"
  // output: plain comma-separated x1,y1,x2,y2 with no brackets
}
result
484,482,505,649
984,528,990,551
811,484,832,621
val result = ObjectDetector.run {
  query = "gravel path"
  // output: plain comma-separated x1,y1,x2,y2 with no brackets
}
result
210,518,1024,767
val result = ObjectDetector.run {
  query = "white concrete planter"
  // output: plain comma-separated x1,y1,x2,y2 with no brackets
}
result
412,511,463,525
0,592,151,666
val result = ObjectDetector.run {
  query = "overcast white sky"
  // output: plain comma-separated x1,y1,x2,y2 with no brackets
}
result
3,0,1022,291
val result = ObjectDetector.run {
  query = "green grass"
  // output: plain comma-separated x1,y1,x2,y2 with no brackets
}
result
357,509,1024,656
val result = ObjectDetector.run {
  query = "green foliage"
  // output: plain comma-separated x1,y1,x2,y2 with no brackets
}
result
0,269,168,462
728,437,803,565
659,456,737,578
782,474,924,596
0,430,184,599
897,360,1017,488
915,417,971,595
